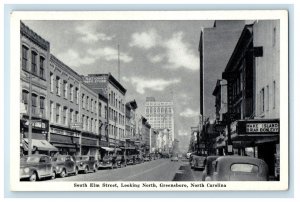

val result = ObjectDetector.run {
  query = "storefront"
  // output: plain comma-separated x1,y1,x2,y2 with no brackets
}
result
49,125,80,156
230,119,280,177
81,132,100,156
20,118,51,155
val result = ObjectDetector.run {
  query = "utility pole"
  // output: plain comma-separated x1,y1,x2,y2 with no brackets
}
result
28,72,33,156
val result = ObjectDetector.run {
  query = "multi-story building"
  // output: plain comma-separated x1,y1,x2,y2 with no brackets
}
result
97,93,108,148
82,73,126,148
144,97,175,142
20,22,53,155
222,21,280,177
48,55,81,156
150,128,158,153
199,21,244,122
140,116,151,154
79,82,100,156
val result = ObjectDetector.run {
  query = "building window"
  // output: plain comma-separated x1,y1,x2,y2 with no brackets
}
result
39,56,45,79
63,80,68,99
31,51,37,75
22,90,29,105
75,111,78,123
266,85,269,111
56,104,61,123
105,106,108,119
86,96,89,110
87,116,90,131
50,72,54,92
22,45,28,70
70,109,74,124
260,88,265,114
70,84,74,102
91,99,93,111
75,87,79,104
40,97,45,117
56,76,61,96
273,81,276,109
82,94,85,109
50,101,54,122
63,107,68,125
31,93,38,115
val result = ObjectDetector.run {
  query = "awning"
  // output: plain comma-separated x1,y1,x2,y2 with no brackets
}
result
52,143,77,148
23,138,58,151
100,147,115,152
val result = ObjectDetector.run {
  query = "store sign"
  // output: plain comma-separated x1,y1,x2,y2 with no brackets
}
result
235,119,280,135
70,122,83,129
83,76,107,83
246,123,279,133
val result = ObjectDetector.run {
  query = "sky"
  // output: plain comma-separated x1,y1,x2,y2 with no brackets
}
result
24,20,215,152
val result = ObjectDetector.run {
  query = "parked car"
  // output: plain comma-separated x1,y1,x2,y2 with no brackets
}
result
126,155,136,165
20,154,55,181
144,155,151,162
51,155,77,178
116,155,127,168
98,155,116,169
206,156,269,181
171,155,179,162
202,156,220,181
74,156,98,174
192,155,207,170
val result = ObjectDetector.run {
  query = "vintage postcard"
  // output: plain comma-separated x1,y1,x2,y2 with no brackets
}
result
10,10,288,191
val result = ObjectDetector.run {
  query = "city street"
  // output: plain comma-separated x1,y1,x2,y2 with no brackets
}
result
52,159,184,181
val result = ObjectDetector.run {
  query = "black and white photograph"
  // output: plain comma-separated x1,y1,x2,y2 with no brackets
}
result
10,11,288,191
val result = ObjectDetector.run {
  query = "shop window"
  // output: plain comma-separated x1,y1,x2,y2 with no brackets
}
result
22,45,28,70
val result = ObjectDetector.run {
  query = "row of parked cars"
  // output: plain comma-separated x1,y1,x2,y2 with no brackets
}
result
189,154,269,181
20,153,160,181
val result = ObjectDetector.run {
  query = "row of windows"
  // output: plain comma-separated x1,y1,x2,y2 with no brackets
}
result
108,90,125,113
108,124,125,139
81,93,97,113
259,81,276,115
50,72,80,104
108,107,125,125
145,107,173,114
22,45,46,79
21,90,46,117
50,101,79,126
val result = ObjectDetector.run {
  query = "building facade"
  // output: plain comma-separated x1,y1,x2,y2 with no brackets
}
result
144,97,175,142
20,22,52,155
82,74,126,148
222,21,280,178
48,55,81,156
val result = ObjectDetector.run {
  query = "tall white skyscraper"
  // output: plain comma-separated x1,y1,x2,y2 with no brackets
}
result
144,97,175,142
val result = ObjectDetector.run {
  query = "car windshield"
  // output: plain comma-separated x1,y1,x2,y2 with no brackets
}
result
52,156,65,162
21,156,40,163
231,163,259,173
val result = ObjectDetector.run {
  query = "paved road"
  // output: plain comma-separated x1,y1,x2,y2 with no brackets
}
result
52,158,182,181
172,159,204,181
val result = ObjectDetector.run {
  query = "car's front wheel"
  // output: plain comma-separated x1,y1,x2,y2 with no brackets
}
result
51,171,56,180
74,167,78,175
83,166,89,174
93,165,97,173
60,169,66,178
29,172,37,182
